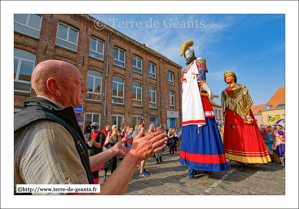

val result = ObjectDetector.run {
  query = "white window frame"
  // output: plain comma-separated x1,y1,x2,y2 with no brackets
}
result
111,114,124,129
14,14,43,39
86,70,102,102
113,47,125,67
83,112,101,135
55,23,79,52
168,72,174,85
149,86,157,108
14,49,36,93
133,56,142,74
132,115,143,128
112,77,125,104
89,37,104,60
132,82,142,106
169,91,175,110
149,62,156,79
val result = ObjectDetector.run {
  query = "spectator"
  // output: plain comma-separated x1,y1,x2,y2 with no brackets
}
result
274,124,285,167
101,123,112,138
173,127,179,155
134,119,154,177
177,128,182,149
126,128,134,149
265,126,275,162
103,128,119,181
85,122,92,134
259,127,267,146
85,122,106,184
155,127,163,164
168,128,176,156
14,60,167,195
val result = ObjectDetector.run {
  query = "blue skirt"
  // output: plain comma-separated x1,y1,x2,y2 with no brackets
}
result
180,118,228,172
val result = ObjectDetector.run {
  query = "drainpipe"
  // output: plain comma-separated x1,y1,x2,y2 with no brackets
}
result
103,32,112,128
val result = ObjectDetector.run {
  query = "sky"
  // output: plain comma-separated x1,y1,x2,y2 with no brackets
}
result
90,14,285,106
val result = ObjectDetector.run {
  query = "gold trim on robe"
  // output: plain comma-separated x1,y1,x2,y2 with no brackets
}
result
221,83,253,120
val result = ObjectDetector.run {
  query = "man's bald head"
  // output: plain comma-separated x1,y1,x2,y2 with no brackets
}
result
32,60,78,95
31,60,88,108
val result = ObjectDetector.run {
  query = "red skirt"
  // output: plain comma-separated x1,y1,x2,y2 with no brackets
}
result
223,109,271,164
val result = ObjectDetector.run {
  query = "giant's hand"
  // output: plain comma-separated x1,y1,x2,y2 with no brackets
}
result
111,139,130,157
201,83,214,100
129,128,167,161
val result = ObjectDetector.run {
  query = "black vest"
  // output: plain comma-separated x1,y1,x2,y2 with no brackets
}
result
14,97,94,184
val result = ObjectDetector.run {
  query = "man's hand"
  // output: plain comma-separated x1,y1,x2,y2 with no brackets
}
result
111,139,130,157
129,128,167,161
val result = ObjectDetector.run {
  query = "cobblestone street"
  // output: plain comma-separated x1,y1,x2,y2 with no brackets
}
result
98,149,285,195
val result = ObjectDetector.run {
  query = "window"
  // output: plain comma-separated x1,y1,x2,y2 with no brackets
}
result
14,14,42,39
148,63,156,78
133,56,142,73
277,103,285,108
84,113,100,134
132,82,142,106
113,48,125,67
132,115,143,128
149,86,156,108
89,37,104,60
168,72,174,85
112,77,124,104
86,70,102,101
56,23,78,51
149,116,158,126
14,49,36,93
169,92,175,110
111,115,124,130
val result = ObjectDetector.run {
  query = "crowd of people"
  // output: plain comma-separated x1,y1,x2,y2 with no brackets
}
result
84,120,182,179
259,124,286,167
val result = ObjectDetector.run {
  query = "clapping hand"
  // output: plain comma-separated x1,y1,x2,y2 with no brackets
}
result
129,128,167,161
112,138,130,157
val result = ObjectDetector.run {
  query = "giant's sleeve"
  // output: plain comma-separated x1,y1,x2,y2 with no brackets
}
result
15,120,89,185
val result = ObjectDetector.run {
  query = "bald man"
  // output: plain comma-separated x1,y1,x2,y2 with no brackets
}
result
14,60,167,195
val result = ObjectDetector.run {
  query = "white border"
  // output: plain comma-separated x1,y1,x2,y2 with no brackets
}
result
2,1,298,208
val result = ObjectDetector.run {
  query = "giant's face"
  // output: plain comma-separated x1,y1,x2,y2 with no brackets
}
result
225,76,234,84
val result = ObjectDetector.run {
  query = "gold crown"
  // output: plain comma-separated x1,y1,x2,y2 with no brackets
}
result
224,71,236,78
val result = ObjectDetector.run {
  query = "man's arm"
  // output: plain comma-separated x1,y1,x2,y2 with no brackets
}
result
69,128,167,195
88,141,128,171
91,140,102,148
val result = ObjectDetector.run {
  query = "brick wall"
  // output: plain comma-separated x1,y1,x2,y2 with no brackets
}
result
14,14,182,130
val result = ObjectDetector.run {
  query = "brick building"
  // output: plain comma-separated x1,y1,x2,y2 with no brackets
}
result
14,14,182,133
210,100,224,125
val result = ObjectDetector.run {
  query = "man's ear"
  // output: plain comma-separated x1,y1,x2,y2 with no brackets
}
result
46,78,62,96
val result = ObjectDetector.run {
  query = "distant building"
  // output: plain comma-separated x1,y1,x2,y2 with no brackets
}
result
14,14,182,133
252,87,285,126
210,100,223,125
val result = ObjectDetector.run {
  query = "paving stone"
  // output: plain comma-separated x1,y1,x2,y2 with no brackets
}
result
97,149,285,195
